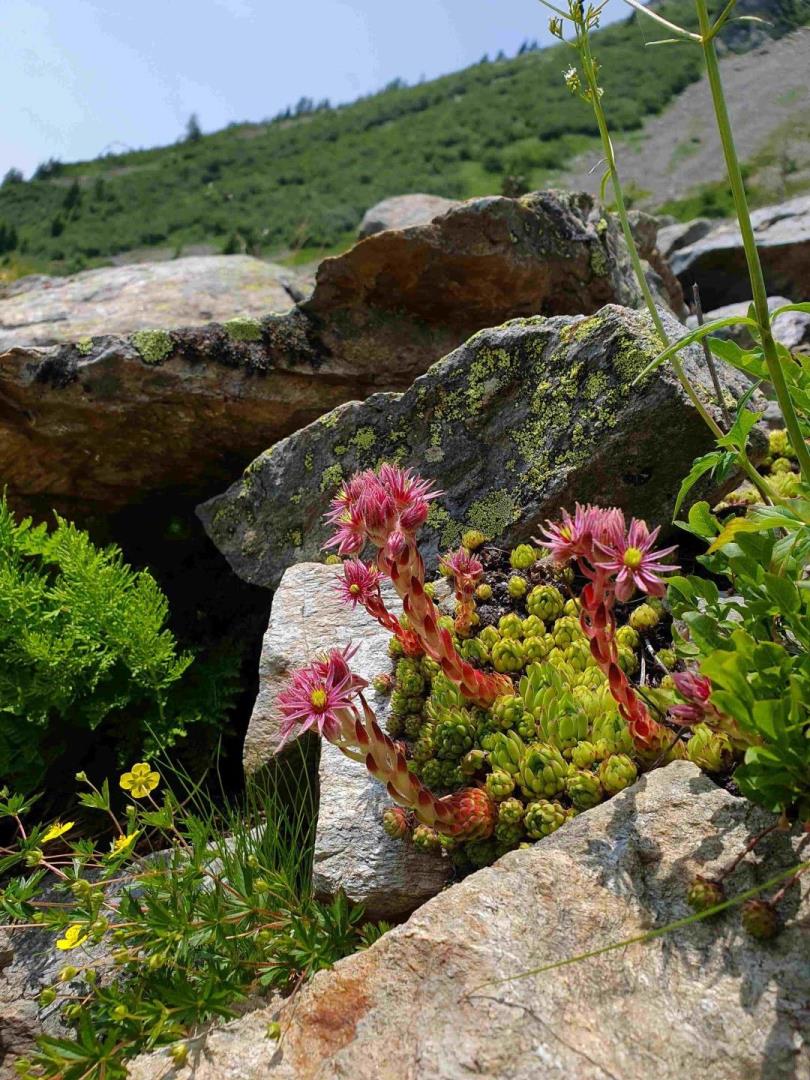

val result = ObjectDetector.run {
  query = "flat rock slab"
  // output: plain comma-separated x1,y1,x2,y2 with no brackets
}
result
0,255,302,350
671,195,810,308
0,190,645,521
247,562,451,919
200,303,756,590
128,761,809,1080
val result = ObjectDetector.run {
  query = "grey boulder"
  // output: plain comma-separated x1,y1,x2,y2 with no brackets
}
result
199,303,756,590
671,195,810,308
656,217,713,260
0,255,303,351
357,193,461,238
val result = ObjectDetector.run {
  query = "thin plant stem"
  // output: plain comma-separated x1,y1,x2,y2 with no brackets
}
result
575,23,716,416
692,283,732,426
715,819,782,881
466,859,808,994
694,0,810,483
571,6,775,504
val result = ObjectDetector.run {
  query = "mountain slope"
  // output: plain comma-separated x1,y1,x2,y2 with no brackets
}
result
0,0,807,277
559,28,810,215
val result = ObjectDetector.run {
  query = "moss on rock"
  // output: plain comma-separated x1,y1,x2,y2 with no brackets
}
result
223,316,263,343
131,329,173,365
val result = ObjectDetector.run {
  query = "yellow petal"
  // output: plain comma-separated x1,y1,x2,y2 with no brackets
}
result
42,821,74,843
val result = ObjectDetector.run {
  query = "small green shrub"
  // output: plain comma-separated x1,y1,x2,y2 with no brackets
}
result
0,497,200,793
669,492,809,820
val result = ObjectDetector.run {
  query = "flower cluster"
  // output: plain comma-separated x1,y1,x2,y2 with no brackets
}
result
541,505,677,601
277,473,696,865
325,464,440,559
539,504,679,753
277,645,368,742
336,560,422,655
327,466,511,706
277,648,498,841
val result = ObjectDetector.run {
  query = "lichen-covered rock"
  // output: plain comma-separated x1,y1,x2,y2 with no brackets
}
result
671,195,810,308
200,304,756,590
0,191,647,521
0,255,303,351
127,762,809,1080
357,193,461,238
246,562,452,919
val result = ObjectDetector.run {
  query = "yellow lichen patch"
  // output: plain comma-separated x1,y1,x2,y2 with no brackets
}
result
131,329,173,365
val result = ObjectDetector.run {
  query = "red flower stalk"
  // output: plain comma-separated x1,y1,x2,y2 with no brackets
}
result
539,504,678,754
278,650,495,840
336,560,423,656
325,466,511,706
440,547,483,635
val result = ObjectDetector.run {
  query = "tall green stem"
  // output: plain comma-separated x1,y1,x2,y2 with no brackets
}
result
695,0,810,483
576,22,774,503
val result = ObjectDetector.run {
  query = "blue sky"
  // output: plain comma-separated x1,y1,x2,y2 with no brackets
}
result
2,0,626,177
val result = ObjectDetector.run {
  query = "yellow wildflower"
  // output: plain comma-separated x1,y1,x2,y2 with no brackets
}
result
56,924,89,951
119,763,159,799
108,831,139,858
41,821,74,844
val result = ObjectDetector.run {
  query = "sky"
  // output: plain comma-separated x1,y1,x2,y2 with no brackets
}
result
1,0,627,177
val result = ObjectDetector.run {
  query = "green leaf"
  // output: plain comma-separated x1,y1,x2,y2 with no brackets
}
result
631,316,758,384
673,453,721,518
762,573,801,615
717,406,760,451
708,338,768,380
687,500,721,539
771,301,810,318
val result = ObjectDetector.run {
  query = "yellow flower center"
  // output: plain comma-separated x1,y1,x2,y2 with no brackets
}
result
310,688,328,710
349,584,361,595
623,547,643,570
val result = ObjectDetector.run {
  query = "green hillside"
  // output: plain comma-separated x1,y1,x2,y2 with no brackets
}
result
1,0,806,277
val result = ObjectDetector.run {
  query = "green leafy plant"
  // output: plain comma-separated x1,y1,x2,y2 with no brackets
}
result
1,750,384,1079
539,0,809,939
669,494,809,819
0,497,220,794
